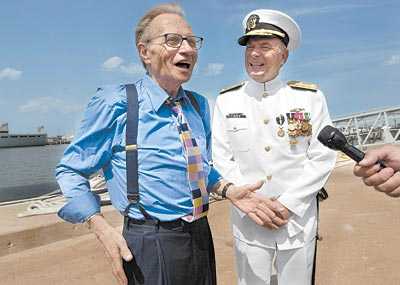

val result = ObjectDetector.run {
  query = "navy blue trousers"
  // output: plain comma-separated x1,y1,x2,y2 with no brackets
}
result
122,216,217,285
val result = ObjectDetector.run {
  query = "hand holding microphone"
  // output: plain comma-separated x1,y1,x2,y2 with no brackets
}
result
318,125,400,197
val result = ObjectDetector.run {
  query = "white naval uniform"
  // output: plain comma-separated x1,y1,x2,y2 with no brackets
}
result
212,76,336,285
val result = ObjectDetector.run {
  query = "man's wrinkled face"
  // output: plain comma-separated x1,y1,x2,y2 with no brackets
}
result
139,14,198,89
245,37,288,83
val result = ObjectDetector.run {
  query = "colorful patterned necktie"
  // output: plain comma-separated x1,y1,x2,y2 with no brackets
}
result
167,97,209,221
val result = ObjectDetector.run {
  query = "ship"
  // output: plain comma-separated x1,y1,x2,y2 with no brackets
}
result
0,123,47,148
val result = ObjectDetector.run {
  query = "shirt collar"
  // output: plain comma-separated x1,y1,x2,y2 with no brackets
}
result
245,75,284,98
142,73,188,112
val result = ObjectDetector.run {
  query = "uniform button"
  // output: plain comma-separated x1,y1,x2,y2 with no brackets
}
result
262,92,269,98
266,175,272,181
263,119,269,125
264,146,271,152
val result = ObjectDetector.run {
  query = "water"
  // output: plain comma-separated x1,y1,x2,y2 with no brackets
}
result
0,144,67,202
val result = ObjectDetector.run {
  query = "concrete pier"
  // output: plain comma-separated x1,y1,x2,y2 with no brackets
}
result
1,163,399,284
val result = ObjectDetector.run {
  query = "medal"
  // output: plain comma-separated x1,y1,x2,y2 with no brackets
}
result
287,122,296,136
262,83,269,98
276,114,285,137
301,122,309,132
287,109,312,145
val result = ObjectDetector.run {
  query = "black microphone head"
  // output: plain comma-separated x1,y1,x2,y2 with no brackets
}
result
317,125,348,151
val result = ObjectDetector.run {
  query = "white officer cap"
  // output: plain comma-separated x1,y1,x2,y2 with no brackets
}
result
238,9,301,52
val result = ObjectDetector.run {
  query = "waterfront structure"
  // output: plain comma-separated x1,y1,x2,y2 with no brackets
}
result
0,123,47,148
47,135,73,145
333,106,400,148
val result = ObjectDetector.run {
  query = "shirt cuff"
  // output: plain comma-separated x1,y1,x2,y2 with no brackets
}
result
277,194,308,218
207,167,222,192
58,192,101,223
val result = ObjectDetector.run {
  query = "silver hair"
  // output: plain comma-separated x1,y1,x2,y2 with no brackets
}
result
135,3,185,68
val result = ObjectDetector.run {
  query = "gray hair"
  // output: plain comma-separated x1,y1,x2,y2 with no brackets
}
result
135,3,185,46
135,3,185,69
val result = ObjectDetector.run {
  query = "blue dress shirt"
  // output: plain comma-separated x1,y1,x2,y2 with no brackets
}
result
56,74,221,223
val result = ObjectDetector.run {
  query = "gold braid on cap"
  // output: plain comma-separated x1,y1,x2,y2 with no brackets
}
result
245,29,286,38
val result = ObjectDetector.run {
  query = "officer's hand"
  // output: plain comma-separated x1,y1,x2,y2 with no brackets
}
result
270,199,290,220
251,196,289,230
88,214,133,285
226,181,288,230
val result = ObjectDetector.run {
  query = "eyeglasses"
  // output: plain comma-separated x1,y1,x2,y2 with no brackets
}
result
147,33,204,50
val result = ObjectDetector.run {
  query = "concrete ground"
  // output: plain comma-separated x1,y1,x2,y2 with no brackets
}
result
1,162,400,284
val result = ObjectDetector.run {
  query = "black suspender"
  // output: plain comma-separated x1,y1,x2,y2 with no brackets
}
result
123,84,202,217
124,84,140,216
187,91,200,114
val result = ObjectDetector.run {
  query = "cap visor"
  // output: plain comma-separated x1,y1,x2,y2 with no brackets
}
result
238,35,249,46
238,33,283,46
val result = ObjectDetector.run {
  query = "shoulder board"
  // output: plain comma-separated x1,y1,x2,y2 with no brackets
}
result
219,82,245,94
287,80,318,92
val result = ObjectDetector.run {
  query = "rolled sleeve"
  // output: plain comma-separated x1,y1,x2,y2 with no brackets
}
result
55,86,126,223
58,192,101,223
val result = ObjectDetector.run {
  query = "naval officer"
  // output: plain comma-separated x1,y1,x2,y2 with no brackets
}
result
212,9,336,285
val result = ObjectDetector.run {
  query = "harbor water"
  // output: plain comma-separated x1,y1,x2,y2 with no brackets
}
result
0,144,67,203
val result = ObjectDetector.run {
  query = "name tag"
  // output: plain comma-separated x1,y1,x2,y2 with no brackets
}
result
226,113,246,118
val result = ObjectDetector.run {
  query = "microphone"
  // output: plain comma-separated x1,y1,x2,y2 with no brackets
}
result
317,125,385,167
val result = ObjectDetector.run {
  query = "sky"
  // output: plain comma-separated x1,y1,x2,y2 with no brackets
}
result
1,0,399,136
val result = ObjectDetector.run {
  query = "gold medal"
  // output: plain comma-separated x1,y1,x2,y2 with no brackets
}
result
275,114,285,137
288,123,296,136
301,122,309,132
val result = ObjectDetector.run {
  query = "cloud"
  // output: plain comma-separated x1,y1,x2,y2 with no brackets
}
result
102,56,124,70
204,63,224,76
384,55,400,66
19,97,83,114
120,63,143,75
0,67,22,80
102,56,143,76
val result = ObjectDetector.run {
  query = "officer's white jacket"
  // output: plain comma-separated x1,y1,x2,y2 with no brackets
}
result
212,76,336,250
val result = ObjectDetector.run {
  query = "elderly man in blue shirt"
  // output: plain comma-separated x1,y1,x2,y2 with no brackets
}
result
55,3,287,285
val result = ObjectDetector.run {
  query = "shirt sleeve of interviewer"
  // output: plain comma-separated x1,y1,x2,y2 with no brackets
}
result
55,86,126,223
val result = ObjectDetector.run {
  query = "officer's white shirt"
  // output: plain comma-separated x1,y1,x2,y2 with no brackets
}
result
212,76,336,250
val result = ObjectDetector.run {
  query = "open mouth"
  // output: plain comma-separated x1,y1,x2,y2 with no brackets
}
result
250,62,264,67
175,62,191,70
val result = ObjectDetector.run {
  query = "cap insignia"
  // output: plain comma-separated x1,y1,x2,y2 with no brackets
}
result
246,14,259,32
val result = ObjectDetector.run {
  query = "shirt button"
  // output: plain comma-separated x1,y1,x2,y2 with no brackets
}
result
264,146,271,152
263,119,269,125
266,175,272,181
